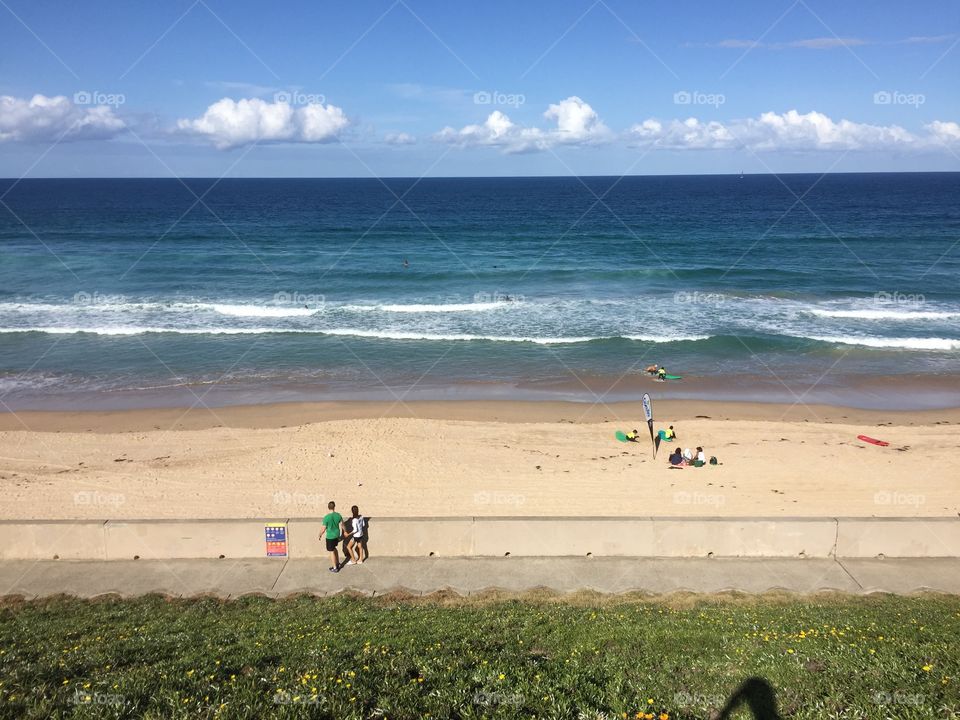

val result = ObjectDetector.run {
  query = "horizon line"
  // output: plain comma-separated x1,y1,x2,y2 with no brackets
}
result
2,170,959,181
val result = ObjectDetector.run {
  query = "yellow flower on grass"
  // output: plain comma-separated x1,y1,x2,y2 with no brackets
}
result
498,673,505,680
922,665,933,672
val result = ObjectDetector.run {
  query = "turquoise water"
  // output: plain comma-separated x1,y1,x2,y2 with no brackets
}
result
1,174,958,409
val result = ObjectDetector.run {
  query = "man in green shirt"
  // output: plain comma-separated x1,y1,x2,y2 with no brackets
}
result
321,501,345,573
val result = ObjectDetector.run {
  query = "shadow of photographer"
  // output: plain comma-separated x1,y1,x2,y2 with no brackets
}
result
714,676,781,720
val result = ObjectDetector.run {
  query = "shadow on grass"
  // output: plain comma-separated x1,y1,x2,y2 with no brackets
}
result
717,676,781,720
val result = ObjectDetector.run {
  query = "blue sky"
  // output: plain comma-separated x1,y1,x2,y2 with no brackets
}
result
1,0,958,177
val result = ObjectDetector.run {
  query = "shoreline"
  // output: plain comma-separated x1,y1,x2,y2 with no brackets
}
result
3,398,960,433
5,373,960,415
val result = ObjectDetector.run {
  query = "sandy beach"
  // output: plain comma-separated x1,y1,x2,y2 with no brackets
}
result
1,400,957,520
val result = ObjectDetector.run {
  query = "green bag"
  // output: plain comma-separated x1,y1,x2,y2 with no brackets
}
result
709,456,718,465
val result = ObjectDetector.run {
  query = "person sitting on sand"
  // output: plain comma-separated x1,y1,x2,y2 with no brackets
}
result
696,446,706,463
625,429,640,442
668,448,684,466
663,425,677,441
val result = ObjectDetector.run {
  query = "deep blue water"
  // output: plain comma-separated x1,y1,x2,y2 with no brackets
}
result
1,174,958,409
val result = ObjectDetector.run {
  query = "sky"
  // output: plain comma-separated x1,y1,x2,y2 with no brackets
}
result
1,0,959,177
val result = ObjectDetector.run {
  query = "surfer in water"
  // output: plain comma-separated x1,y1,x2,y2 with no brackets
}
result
657,366,667,381
402,258,409,268
645,364,659,375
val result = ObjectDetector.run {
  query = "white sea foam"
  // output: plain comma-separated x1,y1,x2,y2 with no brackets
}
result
340,302,511,313
623,334,711,343
209,304,317,318
316,328,598,343
806,335,960,350
0,326,289,336
809,309,959,321
0,326,712,344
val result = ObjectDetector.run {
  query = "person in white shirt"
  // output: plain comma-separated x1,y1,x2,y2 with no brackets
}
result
346,505,368,565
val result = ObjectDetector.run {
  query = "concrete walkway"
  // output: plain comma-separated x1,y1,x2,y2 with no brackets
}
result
2,557,960,599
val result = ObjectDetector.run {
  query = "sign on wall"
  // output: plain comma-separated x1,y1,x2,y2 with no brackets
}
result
265,523,288,557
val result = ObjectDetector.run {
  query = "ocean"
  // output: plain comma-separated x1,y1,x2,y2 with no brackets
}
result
1,174,958,410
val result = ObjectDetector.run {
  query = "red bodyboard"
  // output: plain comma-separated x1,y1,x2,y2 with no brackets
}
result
857,434,889,447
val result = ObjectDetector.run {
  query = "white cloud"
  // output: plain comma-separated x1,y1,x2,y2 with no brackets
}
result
0,94,125,143
699,34,955,50
434,96,610,153
384,132,416,145
628,110,948,152
715,37,867,50
927,120,960,144
177,97,349,149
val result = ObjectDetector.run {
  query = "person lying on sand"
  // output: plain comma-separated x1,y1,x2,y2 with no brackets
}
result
625,429,640,442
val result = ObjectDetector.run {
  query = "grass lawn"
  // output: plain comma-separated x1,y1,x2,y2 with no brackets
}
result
0,592,957,719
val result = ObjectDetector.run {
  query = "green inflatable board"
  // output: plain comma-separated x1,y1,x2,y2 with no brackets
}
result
663,374,683,380
615,430,628,442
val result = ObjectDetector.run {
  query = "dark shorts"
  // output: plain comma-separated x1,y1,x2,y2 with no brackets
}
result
350,534,365,544
325,536,341,552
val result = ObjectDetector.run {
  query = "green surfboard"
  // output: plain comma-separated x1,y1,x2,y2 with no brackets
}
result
615,430,628,442
663,374,683,380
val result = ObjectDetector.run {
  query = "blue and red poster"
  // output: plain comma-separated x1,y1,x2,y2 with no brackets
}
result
265,523,288,557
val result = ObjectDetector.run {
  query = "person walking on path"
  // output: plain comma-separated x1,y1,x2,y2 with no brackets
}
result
321,501,345,573
346,505,368,564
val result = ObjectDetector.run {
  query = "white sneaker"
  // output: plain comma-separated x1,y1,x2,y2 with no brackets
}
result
347,560,356,565
358,559,365,564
